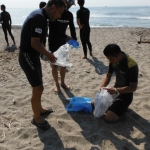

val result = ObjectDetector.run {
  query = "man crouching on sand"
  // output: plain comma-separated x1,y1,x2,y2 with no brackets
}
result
92,44,138,123
18,0,65,130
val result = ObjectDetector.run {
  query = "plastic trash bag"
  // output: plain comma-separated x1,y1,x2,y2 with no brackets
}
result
52,43,73,67
68,40,79,49
66,96,92,114
94,89,119,118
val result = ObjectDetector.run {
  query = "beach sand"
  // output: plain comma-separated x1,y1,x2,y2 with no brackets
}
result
0,26,150,150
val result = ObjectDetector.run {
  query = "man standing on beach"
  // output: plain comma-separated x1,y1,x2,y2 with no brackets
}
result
19,0,65,130
0,4,16,50
92,44,138,123
48,0,77,94
76,0,92,59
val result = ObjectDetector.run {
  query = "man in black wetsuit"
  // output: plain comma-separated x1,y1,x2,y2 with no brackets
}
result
19,0,65,130
0,4,16,50
49,0,77,94
92,44,139,123
77,0,92,59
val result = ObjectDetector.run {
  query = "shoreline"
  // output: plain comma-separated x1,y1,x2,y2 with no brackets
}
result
0,25,150,29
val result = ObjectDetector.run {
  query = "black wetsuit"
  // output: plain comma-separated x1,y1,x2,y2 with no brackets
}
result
49,10,77,52
1,10,15,45
108,52,139,117
77,6,92,57
19,8,48,87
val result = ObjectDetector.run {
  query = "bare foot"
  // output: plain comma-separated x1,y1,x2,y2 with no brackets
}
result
61,83,72,91
54,84,61,93
82,56,87,59
40,108,53,114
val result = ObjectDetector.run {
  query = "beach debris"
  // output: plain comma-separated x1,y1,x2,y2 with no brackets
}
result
9,121,12,129
3,121,11,130
0,130,5,143
13,99,16,105
57,120,62,125
139,72,142,77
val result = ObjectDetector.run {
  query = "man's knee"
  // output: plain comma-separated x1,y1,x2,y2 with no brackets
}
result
104,110,119,123
33,85,44,95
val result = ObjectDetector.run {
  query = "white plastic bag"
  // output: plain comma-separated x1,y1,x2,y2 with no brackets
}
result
52,44,73,67
94,89,119,118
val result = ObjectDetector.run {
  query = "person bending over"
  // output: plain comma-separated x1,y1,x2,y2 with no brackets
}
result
19,0,65,130
92,44,138,123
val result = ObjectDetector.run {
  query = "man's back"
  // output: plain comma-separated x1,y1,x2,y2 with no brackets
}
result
49,10,76,52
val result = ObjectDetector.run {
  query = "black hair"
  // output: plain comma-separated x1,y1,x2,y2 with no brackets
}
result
1,4,6,10
103,44,122,57
39,1,46,8
47,0,66,8
77,0,84,6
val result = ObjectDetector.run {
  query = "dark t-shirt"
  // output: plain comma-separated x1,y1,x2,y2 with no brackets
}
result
76,7,90,28
49,10,77,52
20,8,48,56
1,11,11,26
108,52,139,87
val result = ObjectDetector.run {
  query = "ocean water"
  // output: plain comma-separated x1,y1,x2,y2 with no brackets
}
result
1,6,150,28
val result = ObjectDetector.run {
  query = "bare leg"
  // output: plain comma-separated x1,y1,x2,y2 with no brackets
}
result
60,66,71,90
31,85,45,123
52,64,60,92
104,110,119,123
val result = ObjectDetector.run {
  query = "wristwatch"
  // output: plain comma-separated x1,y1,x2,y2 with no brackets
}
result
115,88,119,94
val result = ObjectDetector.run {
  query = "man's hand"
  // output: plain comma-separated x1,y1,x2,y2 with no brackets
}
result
79,24,84,29
103,87,116,95
46,52,57,63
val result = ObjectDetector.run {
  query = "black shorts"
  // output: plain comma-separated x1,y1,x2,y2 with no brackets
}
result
107,93,133,117
18,51,43,87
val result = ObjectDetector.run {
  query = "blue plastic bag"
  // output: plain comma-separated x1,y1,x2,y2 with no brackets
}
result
66,97,92,114
68,40,79,49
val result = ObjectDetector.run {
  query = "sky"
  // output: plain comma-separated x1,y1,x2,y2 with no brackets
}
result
0,0,150,8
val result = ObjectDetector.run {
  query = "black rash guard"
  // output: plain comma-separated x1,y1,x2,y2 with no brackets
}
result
49,10,77,52
108,52,139,87
107,52,138,117
20,8,48,56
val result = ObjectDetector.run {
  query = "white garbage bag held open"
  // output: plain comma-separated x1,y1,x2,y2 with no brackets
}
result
94,88,119,118
52,43,73,68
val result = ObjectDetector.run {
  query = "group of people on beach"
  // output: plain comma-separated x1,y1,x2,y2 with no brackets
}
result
1,0,139,130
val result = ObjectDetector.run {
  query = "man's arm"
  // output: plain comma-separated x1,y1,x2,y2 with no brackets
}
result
100,73,112,90
31,37,57,63
69,13,77,40
9,13,12,26
103,82,138,95
77,18,84,29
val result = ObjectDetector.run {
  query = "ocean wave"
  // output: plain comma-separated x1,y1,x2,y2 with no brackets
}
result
89,15,150,20
136,17,150,20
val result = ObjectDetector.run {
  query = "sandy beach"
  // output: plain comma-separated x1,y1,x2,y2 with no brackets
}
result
0,26,150,150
